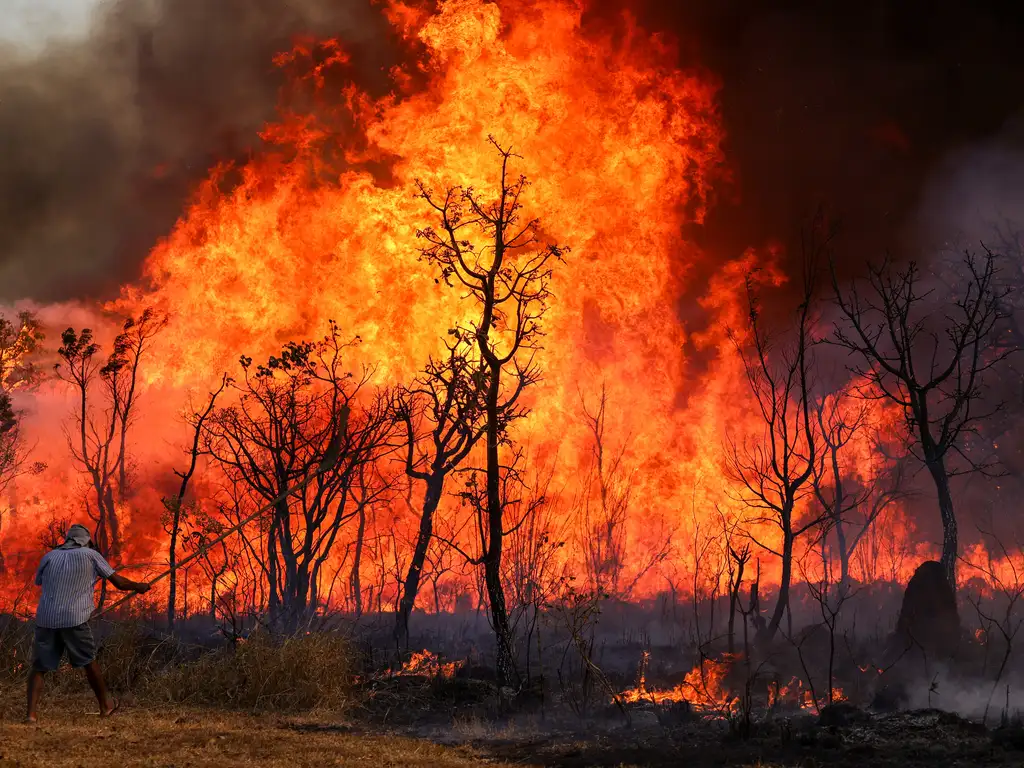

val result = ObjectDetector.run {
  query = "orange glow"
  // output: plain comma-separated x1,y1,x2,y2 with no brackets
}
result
0,0,1013,618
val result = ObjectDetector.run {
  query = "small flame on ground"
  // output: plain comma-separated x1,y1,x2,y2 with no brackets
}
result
394,649,465,679
619,653,738,712
620,653,847,714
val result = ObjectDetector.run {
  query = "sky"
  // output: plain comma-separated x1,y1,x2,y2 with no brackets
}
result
0,0,97,47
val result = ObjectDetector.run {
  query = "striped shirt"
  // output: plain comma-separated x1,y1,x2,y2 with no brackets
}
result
34,547,115,628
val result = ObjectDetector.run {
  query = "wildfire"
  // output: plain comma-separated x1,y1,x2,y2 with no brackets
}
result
6,0,741,602
0,0,980,613
770,677,847,712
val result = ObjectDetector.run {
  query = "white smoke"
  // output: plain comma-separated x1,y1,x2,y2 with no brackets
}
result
0,0,99,49
901,665,1024,723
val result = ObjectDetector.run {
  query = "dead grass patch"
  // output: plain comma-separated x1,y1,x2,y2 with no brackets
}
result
0,695,513,767
149,631,354,712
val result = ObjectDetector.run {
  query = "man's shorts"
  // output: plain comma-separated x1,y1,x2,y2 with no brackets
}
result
32,623,97,672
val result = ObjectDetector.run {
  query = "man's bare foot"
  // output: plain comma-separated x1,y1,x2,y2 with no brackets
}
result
100,699,120,717
24,715,38,725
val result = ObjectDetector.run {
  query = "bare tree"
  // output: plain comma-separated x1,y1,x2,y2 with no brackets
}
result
346,461,396,617
56,309,165,557
726,541,752,656
959,516,1024,725
201,322,396,630
578,387,630,596
688,481,725,649
503,457,569,687
726,252,822,646
831,249,1013,587
162,375,228,631
575,386,670,600
423,535,462,614
415,138,567,687
393,338,486,649
810,392,910,595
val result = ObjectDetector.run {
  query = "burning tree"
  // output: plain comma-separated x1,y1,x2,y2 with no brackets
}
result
56,309,165,557
393,338,486,649
831,249,1013,588
415,138,567,687
725,258,821,646
201,322,397,630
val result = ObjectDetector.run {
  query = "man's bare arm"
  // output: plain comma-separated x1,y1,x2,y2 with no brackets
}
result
108,573,151,593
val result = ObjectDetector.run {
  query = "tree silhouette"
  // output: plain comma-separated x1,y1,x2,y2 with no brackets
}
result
415,138,567,687
831,249,1013,587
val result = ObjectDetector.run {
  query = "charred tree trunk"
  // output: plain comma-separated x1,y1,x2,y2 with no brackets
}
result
350,502,367,619
834,516,851,595
167,498,181,630
727,548,747,656
103,484,119,557
925,457,958,589
762,529,794,645
484,374,516,688
395,476,443,650
827,443,852,595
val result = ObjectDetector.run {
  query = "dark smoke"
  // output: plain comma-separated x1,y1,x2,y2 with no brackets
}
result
650,0,1024,268
621,0,1024,393
0,0,397,303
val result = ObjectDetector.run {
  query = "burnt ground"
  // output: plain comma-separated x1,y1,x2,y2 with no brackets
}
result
419,707,1024,767
348,673,1024,767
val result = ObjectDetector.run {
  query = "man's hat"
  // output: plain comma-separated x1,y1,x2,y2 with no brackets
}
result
63,524,92,548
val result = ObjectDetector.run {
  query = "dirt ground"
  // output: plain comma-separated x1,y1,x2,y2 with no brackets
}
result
0,695,507,768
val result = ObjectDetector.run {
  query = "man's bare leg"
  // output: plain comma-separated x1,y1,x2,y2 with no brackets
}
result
83,662,115,715
26,670,44,723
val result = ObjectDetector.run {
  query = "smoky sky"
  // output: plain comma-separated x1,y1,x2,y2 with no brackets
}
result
649,0,1024,266
1,0,1023,306
621,0,1024,372
0,0,397,303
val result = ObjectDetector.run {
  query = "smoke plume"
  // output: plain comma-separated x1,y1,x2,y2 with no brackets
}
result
0,0,396,303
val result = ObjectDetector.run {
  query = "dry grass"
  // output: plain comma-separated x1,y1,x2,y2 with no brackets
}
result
0,695,515,767
2,622,358,714
149,631,354,712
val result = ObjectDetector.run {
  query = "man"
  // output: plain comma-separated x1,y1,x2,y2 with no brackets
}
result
26,524,150,724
